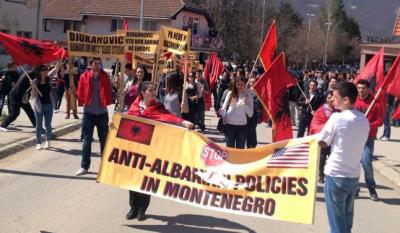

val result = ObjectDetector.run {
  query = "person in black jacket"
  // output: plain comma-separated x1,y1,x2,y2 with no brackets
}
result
296,80,323,137
0,70,36,131
0,61,19,116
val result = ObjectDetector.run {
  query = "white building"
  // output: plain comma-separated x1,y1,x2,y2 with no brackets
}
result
0,0,44,68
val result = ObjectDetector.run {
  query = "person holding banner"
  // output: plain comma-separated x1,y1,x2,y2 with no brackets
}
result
63,64,79,119
126,81,193,221
219,76,253,149
309,91,336,183
318,81,369,233
75,57,112,176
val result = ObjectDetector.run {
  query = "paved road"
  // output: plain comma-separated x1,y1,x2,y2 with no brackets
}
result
0,123,400,233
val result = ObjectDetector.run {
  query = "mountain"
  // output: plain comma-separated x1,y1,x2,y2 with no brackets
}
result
285,0,400,40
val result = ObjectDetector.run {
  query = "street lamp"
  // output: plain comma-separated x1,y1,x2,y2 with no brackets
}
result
323,21,332,67
304,13,314,70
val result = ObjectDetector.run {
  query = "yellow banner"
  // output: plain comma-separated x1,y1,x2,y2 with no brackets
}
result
67,31,125,58
97,113,319,224
118,30,159,54
159,26,190,55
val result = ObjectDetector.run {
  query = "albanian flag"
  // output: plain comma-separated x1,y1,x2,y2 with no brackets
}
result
117,118,155,145
0,32,67,67
354,47,385,118
259,20,277,70
382,53,400,120
253,52,297,142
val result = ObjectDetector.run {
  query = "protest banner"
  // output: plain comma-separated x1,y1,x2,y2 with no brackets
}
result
97,113,319,224
118,30,159,54
67,31,125,58
158,26,190,55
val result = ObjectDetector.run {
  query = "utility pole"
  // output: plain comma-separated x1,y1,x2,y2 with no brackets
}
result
260,0,267,48
304,13,314,70
139,0,144,30
323,21,332,67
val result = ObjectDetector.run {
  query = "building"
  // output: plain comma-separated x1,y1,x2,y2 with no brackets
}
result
0,0,44,68
359,43,400,71
41,0,222,66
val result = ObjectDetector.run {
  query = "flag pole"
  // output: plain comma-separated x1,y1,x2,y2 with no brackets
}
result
20,66,43,97
365,85,384,117
296,82,315,115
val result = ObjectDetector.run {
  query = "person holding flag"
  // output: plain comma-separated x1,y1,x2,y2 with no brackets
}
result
354,79,383,201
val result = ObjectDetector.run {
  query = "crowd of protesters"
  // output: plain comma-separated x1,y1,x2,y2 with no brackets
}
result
0,57,399,226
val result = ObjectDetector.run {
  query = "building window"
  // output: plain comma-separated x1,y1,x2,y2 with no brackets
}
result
44,19,51,32
5,0,27,4
16,31,32,38
182,16,199,34
144,21,158,31
63,20,71,33
111,19,123,32
73,21,81,31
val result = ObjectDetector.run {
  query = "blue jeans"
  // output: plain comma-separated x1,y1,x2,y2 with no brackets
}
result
382,104,392,138
361,137,376,189
81,112,109,170
325,175,359,233
34,104,53,144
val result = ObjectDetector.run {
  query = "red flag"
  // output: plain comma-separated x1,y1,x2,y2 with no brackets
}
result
259,21,277,70
0,32,67,67
382,53,400,98
354,48,384,88
354,47,385,117
209,55,224,89
204,52,216,81
381,53,400,120
123,19,129,31
253,52,297,142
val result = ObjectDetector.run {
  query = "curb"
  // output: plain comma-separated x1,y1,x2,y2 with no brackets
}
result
0,121,82,160
374,160,400,188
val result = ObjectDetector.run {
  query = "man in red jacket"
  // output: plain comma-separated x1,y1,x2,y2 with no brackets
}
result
75,57,112,176
354,79,383,201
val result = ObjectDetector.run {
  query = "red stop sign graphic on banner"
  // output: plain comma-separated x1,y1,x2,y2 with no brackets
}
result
200,142,228,167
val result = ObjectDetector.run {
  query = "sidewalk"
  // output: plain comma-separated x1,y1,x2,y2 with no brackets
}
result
0,100,82,158
1,103,400,188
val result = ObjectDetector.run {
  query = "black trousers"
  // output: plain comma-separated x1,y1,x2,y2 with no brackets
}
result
246,125,257,148
224,124,248,149
297,113,312,138
1,100,36,128
319,147,331,177
129,191,151,212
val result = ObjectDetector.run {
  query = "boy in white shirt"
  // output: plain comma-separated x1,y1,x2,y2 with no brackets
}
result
318,81,369,233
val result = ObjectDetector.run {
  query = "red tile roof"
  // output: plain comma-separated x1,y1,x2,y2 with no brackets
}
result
394,12,400,36
43,0,185,20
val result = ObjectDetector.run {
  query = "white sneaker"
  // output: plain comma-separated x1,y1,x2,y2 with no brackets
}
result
54,109,59,113
0,127,8,132
44,141,50,148
36,144,42,150
75,168,88,176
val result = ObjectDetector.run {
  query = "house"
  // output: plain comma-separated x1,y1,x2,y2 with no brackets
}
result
0,0,44,68
41,0,222,66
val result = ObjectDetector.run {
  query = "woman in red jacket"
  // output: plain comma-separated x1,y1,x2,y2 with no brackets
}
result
310,91,335,183
126,81,193,221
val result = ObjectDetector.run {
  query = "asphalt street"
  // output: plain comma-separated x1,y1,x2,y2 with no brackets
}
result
0,124,399,233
